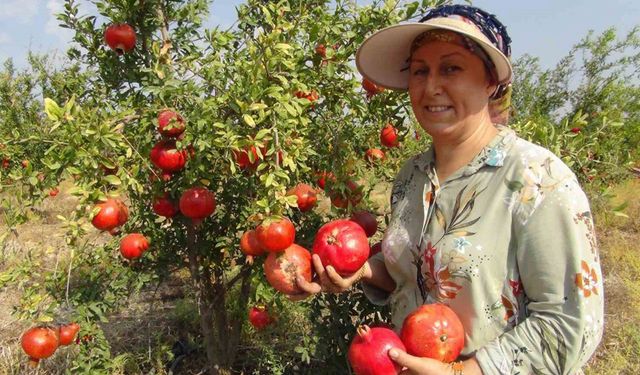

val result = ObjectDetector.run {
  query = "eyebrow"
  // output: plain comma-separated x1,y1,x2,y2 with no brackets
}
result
409,52,465,64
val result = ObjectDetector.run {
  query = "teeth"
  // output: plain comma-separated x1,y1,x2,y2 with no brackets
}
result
427,106,449,112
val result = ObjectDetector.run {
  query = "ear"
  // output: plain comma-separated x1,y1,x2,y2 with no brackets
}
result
486,80,498,98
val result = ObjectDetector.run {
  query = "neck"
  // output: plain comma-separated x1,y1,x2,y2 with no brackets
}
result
433,118,498,182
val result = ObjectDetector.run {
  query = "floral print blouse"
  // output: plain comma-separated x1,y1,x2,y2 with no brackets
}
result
363,126,604,374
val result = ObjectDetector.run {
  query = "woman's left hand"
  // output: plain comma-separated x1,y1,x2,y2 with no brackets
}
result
388,349,451,375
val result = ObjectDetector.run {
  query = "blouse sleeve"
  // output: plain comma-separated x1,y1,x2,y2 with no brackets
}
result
475,175,604,374
361,158,416,305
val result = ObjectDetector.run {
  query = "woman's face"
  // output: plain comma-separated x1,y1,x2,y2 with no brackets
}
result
408,39,496,140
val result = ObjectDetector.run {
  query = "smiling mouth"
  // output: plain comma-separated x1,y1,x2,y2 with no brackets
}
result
425,106,452,112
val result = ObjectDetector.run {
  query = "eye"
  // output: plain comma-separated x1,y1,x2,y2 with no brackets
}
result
411,67,427,76
443,65,461,74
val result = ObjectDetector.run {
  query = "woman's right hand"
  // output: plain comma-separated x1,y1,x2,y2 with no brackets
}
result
288,254,368,301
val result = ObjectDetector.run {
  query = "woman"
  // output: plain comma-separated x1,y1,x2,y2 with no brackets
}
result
294,5,604,374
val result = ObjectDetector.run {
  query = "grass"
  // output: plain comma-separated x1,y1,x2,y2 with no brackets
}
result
0,178,639,374
585,178,640,375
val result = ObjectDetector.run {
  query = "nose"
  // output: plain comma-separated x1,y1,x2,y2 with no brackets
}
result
423,72,443,96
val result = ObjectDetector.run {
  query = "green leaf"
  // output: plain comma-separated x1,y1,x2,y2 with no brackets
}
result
255,128,271,140
67,166,81,175
249,103,268,111
265,173,274,187
405,2,419,19
104,175,121,186
44,98,63,121
243,114,256,127
46,162,61,170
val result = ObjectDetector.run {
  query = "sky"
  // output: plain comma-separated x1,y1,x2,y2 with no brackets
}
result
0,0,638,71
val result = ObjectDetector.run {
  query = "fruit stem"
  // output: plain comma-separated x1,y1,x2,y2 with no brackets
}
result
356,325,372,343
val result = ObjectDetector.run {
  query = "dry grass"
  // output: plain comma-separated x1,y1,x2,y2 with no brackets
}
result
585,178,640,375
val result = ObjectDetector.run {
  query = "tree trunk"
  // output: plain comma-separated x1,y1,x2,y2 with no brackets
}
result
185,222,234,375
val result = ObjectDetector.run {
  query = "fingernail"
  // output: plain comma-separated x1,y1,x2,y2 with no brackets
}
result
327,265,334,272
388,349,398,358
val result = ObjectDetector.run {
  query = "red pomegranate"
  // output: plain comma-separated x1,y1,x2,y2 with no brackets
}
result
248,305,273,330
315,43,327,58
362,78,385,96
287,183,317,212
234,146,261,170
329,180,363,209
380,123,399,148
370,241,382,257
21,326,59,364
91,198,128,231
312,219,370,275
119,233,149,260
240,229,265,256
179,187,216,220
152,193,179,218
150,139,187,172
350,211,378,238
348,325,406,375
57,323,80,346
157,109,186,137
256,217,296,253
316,171,335,190
400,304,465,363
365,148,385,164
104,24,136,55
263,243,312,295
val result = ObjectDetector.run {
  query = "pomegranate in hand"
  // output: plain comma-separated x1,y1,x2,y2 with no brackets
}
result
400,303,465,363
348,325,406,375
312,219,370,275
264,244,312,295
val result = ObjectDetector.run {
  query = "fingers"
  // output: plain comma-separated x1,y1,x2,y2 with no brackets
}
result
389,349,444,374
324,264,349,289
289,255,360,301
287,292,311,301
295,273,322,295
388,349,422,372
311,254,327,280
